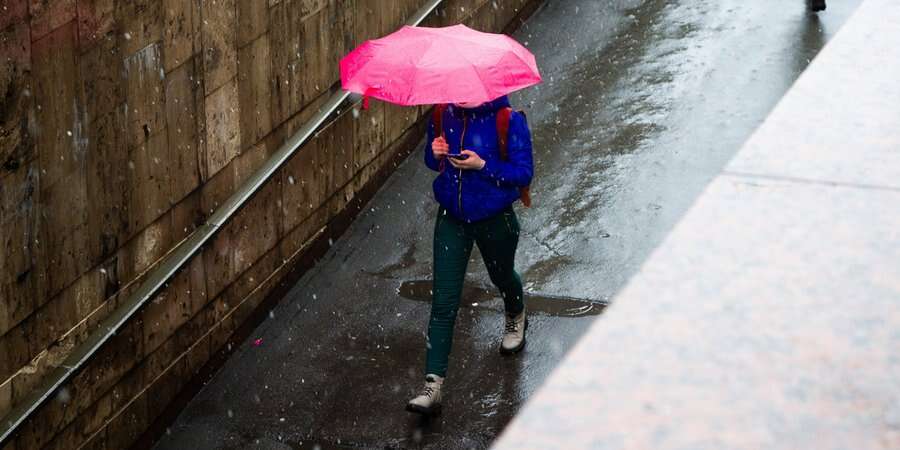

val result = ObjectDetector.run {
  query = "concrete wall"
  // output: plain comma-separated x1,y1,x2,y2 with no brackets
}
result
0,0,538,448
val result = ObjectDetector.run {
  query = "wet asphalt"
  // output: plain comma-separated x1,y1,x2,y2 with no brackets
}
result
153,1,861,449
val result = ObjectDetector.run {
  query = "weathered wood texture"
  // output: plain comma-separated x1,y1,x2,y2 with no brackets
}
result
0,0,537,448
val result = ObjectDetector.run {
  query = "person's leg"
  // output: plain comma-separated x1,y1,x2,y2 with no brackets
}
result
425,208,474,377
474,208,524,316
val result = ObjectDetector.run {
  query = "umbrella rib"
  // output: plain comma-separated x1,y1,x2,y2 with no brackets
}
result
430,25,514,51
497,50,540,88
448,44,493,102
507,48,540,78
409,42,444,104
400,38,439,105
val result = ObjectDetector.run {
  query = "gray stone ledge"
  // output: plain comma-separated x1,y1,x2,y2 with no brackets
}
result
492,0,900,448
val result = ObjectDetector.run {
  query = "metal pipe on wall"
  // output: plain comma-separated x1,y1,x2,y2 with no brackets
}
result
0,0,444,444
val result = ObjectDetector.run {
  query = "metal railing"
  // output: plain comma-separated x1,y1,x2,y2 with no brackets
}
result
0,0,443,444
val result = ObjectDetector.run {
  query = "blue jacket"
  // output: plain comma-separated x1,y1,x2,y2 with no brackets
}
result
424,96,534,222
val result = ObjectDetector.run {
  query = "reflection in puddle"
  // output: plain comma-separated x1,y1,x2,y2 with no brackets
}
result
397,280,607,317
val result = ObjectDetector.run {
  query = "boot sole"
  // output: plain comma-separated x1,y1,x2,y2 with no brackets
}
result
406,403,442,417
500,318,528,355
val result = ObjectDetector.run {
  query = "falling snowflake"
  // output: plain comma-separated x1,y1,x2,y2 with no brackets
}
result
55,387,71,404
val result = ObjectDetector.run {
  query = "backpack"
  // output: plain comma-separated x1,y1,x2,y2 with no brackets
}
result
432,104,532,207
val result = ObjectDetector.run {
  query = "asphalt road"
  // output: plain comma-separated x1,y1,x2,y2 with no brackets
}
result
154,1,861,449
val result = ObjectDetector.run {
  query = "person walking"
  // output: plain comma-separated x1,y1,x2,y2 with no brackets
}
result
339,25,541,416
406,95,534,416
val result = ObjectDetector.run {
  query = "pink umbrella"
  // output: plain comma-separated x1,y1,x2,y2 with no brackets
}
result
341,24,541,108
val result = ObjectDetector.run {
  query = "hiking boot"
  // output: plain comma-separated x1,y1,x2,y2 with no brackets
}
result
811,0,826,11
406,374,443,416
500,309,528,355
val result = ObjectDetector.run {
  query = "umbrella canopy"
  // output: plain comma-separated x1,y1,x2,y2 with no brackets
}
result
341,24,541,107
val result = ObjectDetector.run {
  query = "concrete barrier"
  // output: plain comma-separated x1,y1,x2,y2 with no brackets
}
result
491,0,900,448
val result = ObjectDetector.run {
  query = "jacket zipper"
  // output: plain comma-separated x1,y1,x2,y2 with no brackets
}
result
457,115,468,215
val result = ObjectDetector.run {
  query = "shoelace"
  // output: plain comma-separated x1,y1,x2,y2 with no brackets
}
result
505,316,519,333
421,385,436,397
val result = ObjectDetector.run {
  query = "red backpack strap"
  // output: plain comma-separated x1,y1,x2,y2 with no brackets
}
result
433,104,447,172
496,107,532,207
496,107,512,160
432,104,447,138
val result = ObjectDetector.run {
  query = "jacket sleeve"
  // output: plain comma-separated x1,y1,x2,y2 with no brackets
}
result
424,114,441,172
479,111,533,187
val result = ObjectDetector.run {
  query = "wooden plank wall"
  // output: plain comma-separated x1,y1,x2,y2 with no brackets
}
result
0,0,536,448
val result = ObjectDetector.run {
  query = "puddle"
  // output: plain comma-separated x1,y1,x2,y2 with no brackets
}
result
289,439,361,450
367,240,419,279
397,280,607,317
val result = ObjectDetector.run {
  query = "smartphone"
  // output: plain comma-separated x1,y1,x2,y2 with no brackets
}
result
448,153,469,160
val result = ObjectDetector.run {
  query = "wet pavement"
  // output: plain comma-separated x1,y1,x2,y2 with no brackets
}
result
154,1,861,449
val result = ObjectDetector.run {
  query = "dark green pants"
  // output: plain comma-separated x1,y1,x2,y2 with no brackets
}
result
425,206,525,377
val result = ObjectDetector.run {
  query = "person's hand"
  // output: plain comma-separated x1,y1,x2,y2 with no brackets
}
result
432,136,449,160
448,149,486,170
